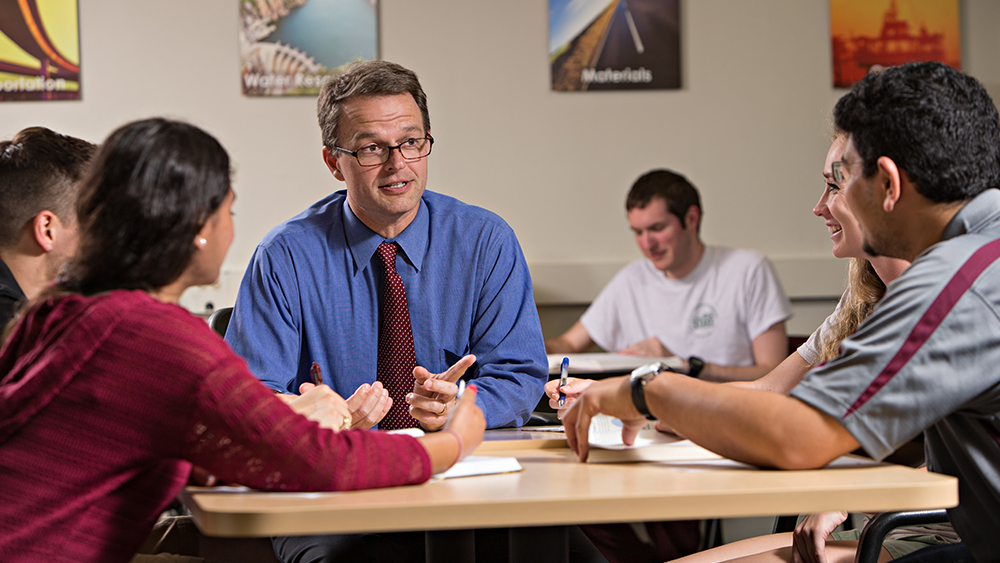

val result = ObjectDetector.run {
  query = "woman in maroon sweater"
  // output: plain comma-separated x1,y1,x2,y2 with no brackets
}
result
0,118,485,563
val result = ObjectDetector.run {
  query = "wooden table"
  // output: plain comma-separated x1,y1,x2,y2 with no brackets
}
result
181,431,956,562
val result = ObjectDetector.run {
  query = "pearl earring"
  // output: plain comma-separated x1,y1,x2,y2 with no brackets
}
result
198,238,207,246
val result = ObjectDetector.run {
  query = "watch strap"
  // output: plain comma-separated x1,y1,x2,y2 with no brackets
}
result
629,374,658,421
687,356,705,378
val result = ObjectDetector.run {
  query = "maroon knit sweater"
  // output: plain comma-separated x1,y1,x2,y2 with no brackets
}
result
0,290,431,563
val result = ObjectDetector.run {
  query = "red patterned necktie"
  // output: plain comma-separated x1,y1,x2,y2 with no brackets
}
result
376,242,419,430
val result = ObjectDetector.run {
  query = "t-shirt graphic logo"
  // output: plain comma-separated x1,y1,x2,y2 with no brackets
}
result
690,304,717,338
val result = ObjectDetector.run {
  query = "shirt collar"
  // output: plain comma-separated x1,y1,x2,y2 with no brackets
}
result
941,188,1000,241
0,257,25,299
343,197,429,274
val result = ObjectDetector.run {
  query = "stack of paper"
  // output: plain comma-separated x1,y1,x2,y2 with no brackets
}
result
546,354,683,375
434,456,523,480
586,414,724,463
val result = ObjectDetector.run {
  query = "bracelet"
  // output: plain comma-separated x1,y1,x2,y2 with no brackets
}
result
441,428,464,466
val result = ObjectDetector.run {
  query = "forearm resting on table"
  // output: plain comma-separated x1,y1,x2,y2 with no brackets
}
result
418,432,463,474
544,321,594,354
645,373,858,469
699,323,789,383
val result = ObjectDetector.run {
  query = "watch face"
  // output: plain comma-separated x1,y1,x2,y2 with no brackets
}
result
631,362,667,379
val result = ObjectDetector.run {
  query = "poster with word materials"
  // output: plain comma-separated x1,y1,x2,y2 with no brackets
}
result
550,0,680,92
0,0,81,101
240,0,378,96
830,0,960,88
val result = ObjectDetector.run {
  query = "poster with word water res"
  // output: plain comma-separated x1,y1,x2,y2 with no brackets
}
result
550,0,680,92
240,0,378,96
830,0,960,88
0,0,80,101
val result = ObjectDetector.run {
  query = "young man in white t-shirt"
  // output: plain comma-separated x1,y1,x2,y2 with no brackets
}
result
545,169,792,383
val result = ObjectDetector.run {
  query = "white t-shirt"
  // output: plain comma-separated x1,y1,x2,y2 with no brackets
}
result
580,246,792,366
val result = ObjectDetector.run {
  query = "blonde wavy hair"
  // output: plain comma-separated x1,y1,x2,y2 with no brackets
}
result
817,257,887,363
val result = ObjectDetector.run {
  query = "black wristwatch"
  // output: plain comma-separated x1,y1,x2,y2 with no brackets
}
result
630,362,673,420
687,356,705,378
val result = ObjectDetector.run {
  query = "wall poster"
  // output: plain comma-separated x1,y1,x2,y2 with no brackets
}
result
240,0,378,97
831,0,960,88
549,0,680,92
0,0,81,101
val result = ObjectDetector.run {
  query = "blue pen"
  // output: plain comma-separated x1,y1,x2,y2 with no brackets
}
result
558,357,569,407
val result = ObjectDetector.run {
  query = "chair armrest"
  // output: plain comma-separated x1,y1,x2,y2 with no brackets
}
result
854,510,949,563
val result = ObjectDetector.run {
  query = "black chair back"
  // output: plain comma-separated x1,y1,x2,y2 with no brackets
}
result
207,307,233,337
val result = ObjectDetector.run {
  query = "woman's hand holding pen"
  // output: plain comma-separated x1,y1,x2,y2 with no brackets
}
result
418,383,485,474
544,377,594,416
409,354,476,431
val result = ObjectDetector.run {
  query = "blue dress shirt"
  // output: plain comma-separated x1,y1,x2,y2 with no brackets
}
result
226,190,547,428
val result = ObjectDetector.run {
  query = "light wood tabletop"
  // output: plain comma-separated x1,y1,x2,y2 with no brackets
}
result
181,433,957,539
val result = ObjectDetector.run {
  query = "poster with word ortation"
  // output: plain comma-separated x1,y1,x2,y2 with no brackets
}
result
0,0,81,102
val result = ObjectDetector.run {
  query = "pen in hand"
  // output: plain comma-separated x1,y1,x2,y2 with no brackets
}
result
559,357,569,407
310,361,324,386
445,379,466,426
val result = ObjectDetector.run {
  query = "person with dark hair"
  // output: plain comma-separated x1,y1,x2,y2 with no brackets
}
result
0,126,95,325
0,118,486,563
561,62,1000,563
226,59,546,432
545,168,792,383
541,169,791,563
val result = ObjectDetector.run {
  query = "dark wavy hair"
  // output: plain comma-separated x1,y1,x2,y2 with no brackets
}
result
834,62,1000,203
59,118,231,296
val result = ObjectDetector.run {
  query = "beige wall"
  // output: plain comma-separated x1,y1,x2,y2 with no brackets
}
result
1,0,997,337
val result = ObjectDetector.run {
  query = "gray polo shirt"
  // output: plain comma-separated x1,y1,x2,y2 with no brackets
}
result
792,188,1000,562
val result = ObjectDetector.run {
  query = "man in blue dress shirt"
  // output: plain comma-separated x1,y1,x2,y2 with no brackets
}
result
226,59,546,439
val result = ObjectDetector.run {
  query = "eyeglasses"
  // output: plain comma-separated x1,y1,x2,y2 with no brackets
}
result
335,135,434,167
831,159,861,184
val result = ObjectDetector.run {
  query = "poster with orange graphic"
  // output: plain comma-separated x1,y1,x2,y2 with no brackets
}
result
0,0,80,101
831,0,960,88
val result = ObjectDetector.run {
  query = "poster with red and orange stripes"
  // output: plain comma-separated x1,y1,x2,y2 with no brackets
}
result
831,0,960,88
0,0,80,101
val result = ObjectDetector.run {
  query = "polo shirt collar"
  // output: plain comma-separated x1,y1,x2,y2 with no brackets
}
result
942,188,1000,241
343,197,429,274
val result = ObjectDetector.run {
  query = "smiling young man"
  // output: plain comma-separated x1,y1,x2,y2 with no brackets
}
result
545,169,792,383
563,62,1000,563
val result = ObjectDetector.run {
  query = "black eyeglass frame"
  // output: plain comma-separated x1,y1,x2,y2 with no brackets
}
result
334,134,434,167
